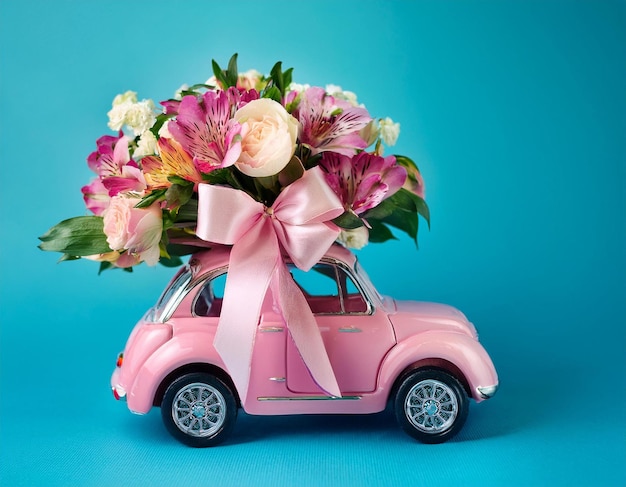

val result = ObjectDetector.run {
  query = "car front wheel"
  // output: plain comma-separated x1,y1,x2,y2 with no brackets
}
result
395,368,468,444
161,372,237,447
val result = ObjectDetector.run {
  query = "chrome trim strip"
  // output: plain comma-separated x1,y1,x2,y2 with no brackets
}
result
477,384,499,399
269,377,286,382
338,327,362,333
259,326,284,333
257,395,361,401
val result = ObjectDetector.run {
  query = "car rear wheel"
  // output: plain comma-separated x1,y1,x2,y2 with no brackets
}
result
395,368,468,444
161,372,237,447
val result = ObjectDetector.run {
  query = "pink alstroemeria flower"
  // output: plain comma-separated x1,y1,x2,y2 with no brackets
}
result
81,178,110,216
319,151,407,215
293,87,372,156
82,132,146,214
168,87,259,174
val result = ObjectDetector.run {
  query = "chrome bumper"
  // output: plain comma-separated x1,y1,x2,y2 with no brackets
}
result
477,384,498,399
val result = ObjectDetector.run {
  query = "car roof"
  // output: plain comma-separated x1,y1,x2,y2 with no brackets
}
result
185,242,358,279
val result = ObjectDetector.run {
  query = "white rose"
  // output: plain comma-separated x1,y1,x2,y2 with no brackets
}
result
337,226,369,250
379,117,400,146
233,98,300,177
134,130,158,159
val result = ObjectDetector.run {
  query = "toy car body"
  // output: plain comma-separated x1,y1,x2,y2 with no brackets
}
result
111,244,498,446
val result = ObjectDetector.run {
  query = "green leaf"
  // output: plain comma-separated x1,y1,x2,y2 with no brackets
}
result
282,67,293,92
226,53,239,86
38,216,112,256
135,189,167,208
262,85,282,103
413,195,430,229
150,112,175,137
202,167,239,186
277,155,305,187
268,61,293,98
212,54,239,89
165,182,194,210
386,188,417,212
269,61,284,91
176,198,199,223
159,255,184,268
98,260,133,274
167,175,193,186
367,220,397,243
333,211,363,230
386,188,430,229
186,83,213,91
58,253,80,262
395,154,420,173
361,198,396,221
400,189,430,229
382,207,418,243
212,60,229,88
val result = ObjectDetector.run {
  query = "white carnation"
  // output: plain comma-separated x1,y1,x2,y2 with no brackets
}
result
134,130,158,159
107,102,129,131
337,226,369,250
112,90,137,106
288,82,310,93
124,100,157,136
326,84,359,107
379,117,400,146
107,93,157,136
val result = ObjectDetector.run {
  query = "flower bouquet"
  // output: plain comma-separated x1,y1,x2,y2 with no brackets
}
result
38,54,429,270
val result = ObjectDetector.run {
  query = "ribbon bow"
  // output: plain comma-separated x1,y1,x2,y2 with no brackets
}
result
196,167,344,402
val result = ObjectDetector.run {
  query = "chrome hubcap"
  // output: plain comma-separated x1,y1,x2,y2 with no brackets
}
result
405,379,458,433
172,382,226,437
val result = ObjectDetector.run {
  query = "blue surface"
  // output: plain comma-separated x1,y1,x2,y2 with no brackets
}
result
1,1,625,485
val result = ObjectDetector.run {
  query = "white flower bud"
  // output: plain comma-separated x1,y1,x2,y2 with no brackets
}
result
379,117,400,146
337,226,369,250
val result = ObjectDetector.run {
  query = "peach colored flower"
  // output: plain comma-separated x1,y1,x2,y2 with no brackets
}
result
233,98,299,177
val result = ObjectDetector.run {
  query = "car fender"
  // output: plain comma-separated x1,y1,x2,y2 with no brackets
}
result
126,330,225,414
379,331,498,402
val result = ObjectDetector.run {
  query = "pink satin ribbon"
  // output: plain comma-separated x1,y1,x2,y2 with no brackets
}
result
196,167,344,402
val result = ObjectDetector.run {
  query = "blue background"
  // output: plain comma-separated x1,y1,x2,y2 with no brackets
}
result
1,1,624,486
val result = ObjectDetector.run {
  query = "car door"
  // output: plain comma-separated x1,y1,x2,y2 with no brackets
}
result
286,262,396,394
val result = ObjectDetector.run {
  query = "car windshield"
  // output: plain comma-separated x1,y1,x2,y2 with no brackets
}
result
153,265,193,322
354,261,383,303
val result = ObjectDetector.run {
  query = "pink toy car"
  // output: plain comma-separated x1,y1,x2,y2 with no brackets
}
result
111,244,498,446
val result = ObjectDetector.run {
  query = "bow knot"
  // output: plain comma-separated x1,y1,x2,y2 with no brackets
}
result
195,167,344,402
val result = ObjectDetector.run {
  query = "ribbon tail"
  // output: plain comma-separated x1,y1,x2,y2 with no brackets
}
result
275,262,342,397
214,219,278,403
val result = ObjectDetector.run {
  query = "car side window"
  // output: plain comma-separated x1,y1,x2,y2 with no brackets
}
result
194,273,227,317
341,270,369,313
290,263,368,315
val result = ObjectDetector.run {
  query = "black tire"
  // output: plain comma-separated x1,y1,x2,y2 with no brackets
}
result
161,372,237,447
394,368,469,444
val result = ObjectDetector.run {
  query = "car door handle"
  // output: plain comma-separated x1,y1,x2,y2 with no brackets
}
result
338,327,362,333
